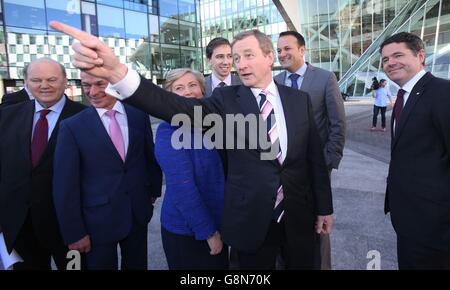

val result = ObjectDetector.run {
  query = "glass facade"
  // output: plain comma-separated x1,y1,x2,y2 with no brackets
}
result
277,0,450,96
0,0,202,101
199,0,288,74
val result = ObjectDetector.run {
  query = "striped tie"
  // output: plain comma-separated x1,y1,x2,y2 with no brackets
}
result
259,91,284,223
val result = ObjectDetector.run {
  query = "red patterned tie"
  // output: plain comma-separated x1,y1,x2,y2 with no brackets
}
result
31,109,51,167
259,91,284,222
394,89,406,133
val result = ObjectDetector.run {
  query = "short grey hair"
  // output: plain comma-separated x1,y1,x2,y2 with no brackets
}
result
231,29,274,56
163,68,205,94
23,57,67,80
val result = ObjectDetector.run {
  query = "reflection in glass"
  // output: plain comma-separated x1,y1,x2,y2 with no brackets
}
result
160,17,180,45
46,0,81,30
97,5,125,38
3,0,46,30
125,10,149,39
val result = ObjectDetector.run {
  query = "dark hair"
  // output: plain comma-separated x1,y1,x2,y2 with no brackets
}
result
206,37,231,59
379,32,425,65
371,77,380,90
279,31,305,47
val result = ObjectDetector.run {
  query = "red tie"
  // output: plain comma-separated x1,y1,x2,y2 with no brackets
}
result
31,109,51,167
394,89,406,133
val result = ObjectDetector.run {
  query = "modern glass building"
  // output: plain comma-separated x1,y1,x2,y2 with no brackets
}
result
199,0,287,74
275,0,450,96
0,0,202,100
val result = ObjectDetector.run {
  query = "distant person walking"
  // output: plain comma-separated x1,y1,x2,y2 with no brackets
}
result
371,79,393,132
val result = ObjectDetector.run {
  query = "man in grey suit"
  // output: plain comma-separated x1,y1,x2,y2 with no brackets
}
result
204,37,241,97
275,31,346,270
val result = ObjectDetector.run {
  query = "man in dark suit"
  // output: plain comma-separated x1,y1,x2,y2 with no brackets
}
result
0,58,86,270
0,88,31,108
0,65,33,109
381,32,450,269
51,22,333,270
275,31,346,270
204,37,241,97
52,72,162,270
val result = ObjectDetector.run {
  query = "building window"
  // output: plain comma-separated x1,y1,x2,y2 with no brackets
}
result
97,4,125,38
81,1,98,36
3,0,46,30
46,0,82,30
125,10,149,39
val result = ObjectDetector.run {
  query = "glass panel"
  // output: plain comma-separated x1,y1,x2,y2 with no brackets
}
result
124,0,148,13
161,44,181,75
125,10,148,39
149,14,160,42
160,17,180,45
81,1,98,35
96,0,123,8
160,0,179,19
179,20,197,46
178,0,196,22
46,0,82,30
97,5,125,38
3,0,46,30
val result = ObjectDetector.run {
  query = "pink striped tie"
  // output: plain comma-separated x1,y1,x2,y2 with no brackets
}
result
106,110,125,162
259,91,284,222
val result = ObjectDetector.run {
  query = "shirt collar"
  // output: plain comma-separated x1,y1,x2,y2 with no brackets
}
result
401,70,426,93
287,62,308,78
96,100,126,117
34,95,66,114
250,80,278,99
211,72,232,88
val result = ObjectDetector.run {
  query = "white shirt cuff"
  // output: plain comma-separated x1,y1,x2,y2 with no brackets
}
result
105,69,141,100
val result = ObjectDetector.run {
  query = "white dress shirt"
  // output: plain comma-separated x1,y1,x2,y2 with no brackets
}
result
95,101,129,156
251,80,288,163
32,95,66,140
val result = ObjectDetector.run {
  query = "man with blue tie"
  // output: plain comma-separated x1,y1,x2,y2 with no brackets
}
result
52,72,162,269
0,58,86,269
275,31,346,270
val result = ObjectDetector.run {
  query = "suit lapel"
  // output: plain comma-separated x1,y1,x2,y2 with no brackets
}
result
18,101,35,168
300,64,314,92
123,104,135,163
392,72,432,149
205,75,213,97
276,84,296,167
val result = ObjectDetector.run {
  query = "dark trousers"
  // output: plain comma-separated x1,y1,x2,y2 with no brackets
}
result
84,219,148,270
236,220,319,270
161,226,229,270
372,105,387,128
13,214,69,270
397,235,450,269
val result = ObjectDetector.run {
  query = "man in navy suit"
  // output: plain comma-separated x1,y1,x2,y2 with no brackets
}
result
381,32,450,269
50,22,333,269
52,72,162,270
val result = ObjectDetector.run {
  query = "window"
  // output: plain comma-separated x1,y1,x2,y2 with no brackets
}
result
3,0,46,30
125,10,148,39
46,0,82,30
97,5,125,38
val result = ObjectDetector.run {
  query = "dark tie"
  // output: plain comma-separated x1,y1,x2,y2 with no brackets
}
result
31,109,51,167
288,73,300,90
259,92,284,222
218,81,226,88
394,89,406,133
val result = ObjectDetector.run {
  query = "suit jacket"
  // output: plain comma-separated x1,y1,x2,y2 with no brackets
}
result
204,73,242,97
0,98,86,253
0,88,31,109
274,64,346,169
125,77,332,267
52,104,162,246
385,72,450,251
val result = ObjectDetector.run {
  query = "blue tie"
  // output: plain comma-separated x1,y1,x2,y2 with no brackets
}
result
289,73,300,90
